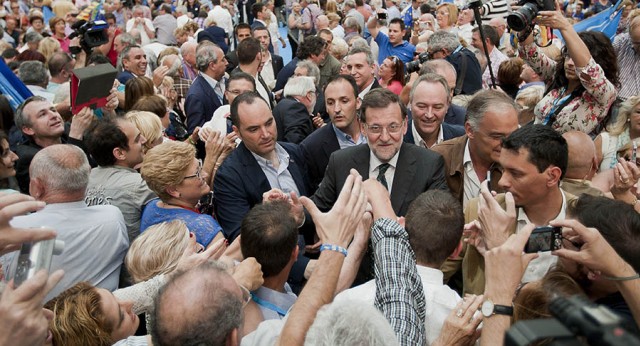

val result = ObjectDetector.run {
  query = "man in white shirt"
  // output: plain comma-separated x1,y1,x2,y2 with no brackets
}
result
345,46,380,99
208,0,234,37
335,189,463,345
126,5,155,46
456,9,474,45
471,25,508,89
452,124,576,294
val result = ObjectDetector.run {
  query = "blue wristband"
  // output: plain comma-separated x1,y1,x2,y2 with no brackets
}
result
320,244,348,257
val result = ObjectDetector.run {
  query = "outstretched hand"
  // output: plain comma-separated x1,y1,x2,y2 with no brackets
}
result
300,169,367,248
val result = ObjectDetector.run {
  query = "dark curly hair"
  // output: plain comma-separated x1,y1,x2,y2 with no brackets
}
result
549,31,619,93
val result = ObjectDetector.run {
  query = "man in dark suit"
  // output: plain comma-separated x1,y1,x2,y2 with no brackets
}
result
273,76,316,143
214,92,311,241
213,91,311,292
344,46,382,100
197,23,229,54
184,42,228,134
253,26,283,91
233,38,275,109
404,73,465,148
421,59,466,126
275,36,326,92
311,88,447,217
445,104,466,125
300,75,366,192
225,23,251,73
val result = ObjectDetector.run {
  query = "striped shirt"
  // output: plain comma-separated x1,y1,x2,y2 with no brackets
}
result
372,218,426,346
482,0,511,20
613,33,640,100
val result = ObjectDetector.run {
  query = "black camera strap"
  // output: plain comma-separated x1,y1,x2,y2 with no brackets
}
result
455,50,467,96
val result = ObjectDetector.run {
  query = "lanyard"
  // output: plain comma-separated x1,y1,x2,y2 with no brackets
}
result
543,87,570,125
251,293,288,317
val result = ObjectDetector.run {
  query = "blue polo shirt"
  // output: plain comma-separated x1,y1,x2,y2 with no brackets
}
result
375,32,416,65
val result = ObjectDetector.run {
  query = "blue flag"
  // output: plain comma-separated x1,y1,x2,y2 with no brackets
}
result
554,0,624,42
0,59,33,111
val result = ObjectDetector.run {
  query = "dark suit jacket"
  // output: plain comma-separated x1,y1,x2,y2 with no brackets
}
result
197,26,229,53
430,135,504,203
184,74,223,134
272,54,284,79
213,141,310,241
275,57,298,92
403,115,465,146
273,97,315,144
225,50,238,74
311,143,448,216
445,103,466,126
300,124,340,192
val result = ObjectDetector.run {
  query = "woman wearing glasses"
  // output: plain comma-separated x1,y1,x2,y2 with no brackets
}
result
518,9,618,135
378,55,405,95
140,140,231,248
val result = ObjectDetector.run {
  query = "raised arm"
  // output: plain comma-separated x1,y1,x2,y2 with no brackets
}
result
277,170,366,346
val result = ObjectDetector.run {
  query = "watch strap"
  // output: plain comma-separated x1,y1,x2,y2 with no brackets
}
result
493,304,514,316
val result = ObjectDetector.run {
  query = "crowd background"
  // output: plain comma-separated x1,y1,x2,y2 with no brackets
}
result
0,0,640,344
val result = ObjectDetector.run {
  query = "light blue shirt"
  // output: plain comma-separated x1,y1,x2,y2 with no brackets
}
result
333,124,367,149
251,143,301,196
252,283,297,320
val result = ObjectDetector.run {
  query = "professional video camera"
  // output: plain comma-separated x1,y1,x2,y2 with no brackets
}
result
406,52,430,74
506,295,640,345
69,20,109,55
507,0,555,32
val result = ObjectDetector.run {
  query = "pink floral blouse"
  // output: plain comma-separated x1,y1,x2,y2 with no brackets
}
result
519,42,617,134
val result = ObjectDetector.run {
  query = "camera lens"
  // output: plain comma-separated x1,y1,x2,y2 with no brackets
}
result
406,60,420,74
507,3,537,31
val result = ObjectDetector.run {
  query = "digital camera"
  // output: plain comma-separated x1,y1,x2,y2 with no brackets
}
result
10,238,64,286
507,0,555,32
524,226,562,253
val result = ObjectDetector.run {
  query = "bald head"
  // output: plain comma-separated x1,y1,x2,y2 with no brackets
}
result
30,144,90,201
489,17,506,37
563,131,597,180
316,15,329,30
161,54,182,77
180,42,197,66
151,262,243,346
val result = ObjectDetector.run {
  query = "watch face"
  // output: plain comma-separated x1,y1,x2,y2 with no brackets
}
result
481,300,494,317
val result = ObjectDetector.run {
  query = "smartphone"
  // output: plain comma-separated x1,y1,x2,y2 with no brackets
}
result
377,12,387,20
632,141,637,163
524,226,562,253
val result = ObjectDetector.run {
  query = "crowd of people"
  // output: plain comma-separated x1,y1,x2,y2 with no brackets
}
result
1,0,640,344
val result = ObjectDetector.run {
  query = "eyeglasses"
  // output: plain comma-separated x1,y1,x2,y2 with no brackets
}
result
226,89,247,96
183,159,203,180
239,285,252,307
364,121,405,134
389,55,400,64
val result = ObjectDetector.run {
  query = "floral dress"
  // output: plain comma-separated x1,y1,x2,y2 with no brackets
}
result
519,42,617,134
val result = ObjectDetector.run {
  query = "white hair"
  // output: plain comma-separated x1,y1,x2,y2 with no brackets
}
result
284,76,316,97
305,301,399,346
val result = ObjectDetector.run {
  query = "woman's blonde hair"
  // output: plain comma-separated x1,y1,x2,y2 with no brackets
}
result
125,111,164,153
436,3,458,28
38,37,61,65
607,95,640,136
125,220,190,283
45,282,113,346
325,0,338,14
141,140,195,201
52,1,77,18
